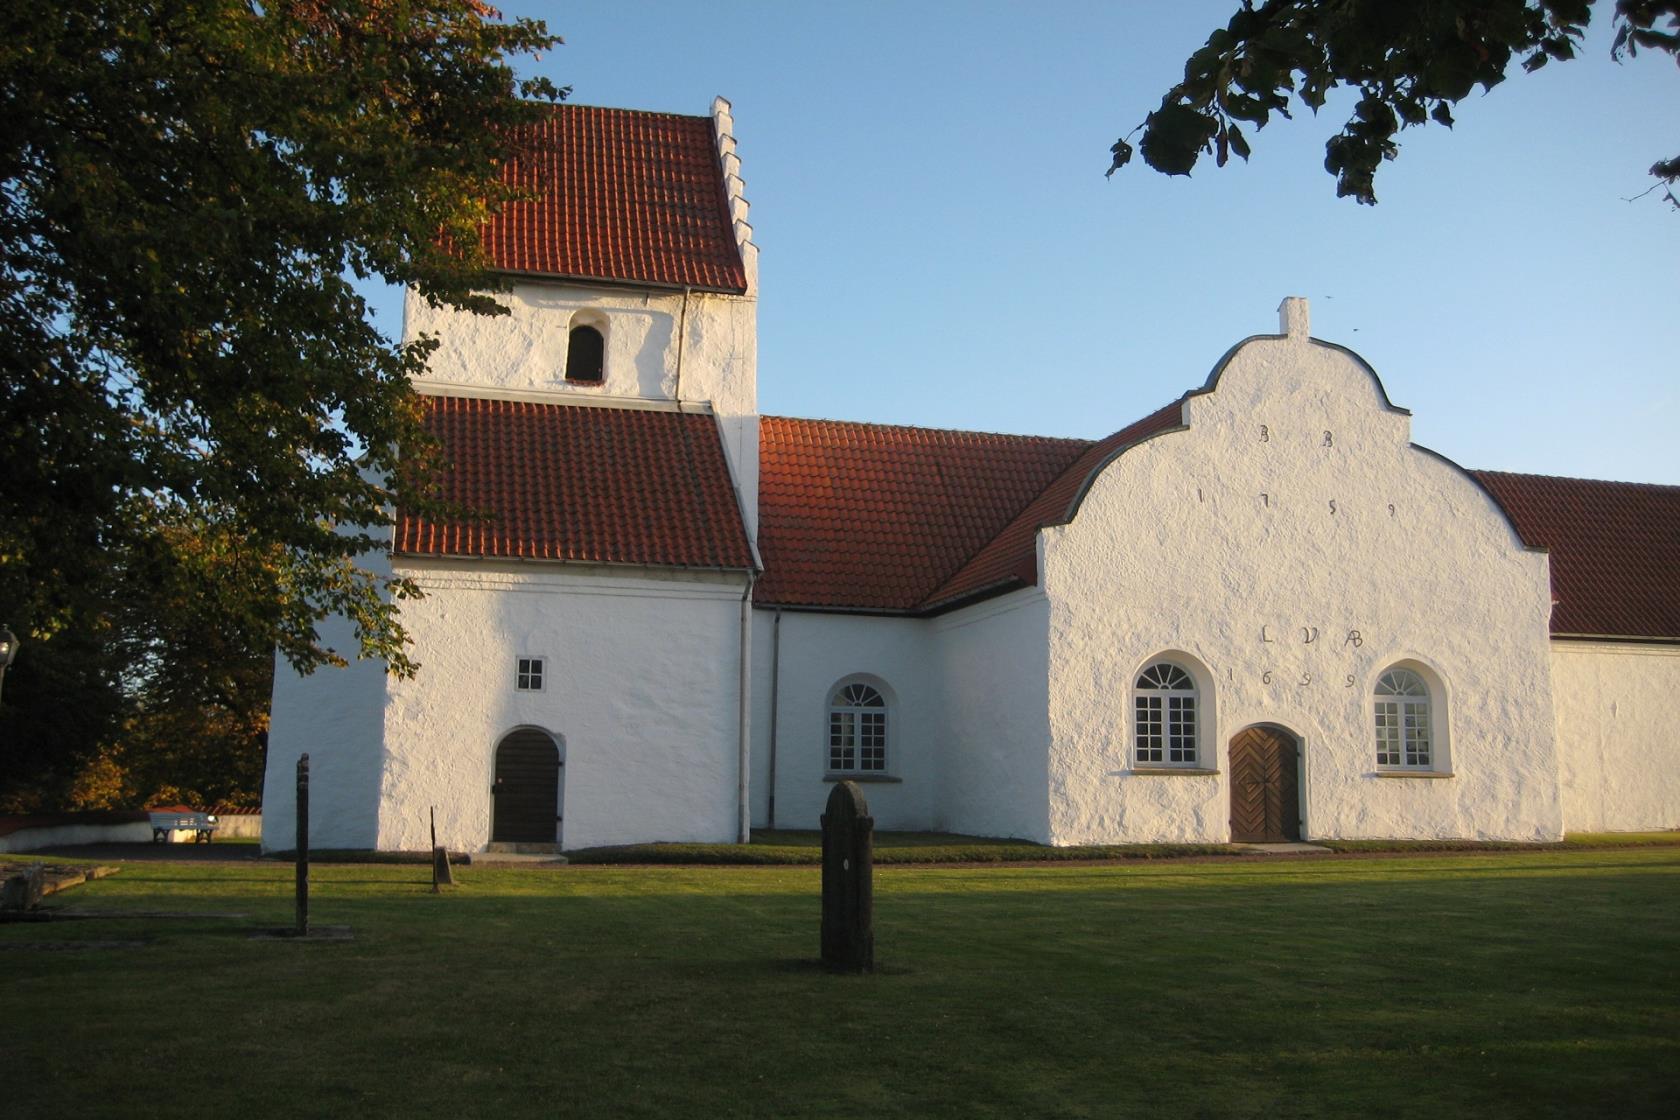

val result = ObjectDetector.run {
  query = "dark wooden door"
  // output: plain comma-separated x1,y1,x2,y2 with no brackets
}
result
1229,726,1301,843
492,730,561,843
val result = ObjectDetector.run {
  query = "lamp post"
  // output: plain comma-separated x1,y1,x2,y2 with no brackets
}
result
0,624,19,709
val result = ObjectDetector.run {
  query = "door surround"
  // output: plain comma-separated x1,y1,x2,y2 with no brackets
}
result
491,727,565,845
1228,724,1303,843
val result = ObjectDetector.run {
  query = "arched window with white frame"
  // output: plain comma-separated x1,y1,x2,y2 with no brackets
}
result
827,680,888,774
1134,661,1198,767
1374,667,1433,769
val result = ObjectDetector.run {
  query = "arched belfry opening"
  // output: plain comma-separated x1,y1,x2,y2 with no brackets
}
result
491,728,564,845
565,324,604,383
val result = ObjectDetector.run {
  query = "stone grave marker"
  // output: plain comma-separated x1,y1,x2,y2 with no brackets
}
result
820,780,874,972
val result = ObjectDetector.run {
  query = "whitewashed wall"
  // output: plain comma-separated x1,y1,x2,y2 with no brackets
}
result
1040,301,1563,844
1553,640,1680,832
376,560,749,852
932,590,1054,842
748,611,940,832
263,576,394,853
404,281,760,537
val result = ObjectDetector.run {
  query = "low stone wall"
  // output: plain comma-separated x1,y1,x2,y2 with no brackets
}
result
0,811,262,852
210,813,262,840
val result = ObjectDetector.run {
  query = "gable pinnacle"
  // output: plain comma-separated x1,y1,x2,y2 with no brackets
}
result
1279,296,1310,339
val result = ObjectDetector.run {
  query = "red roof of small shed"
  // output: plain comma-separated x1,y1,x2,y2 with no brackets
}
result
395,396,754,571
484,104,747,292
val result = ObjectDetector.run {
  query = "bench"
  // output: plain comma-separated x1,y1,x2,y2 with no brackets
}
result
149,811,219,844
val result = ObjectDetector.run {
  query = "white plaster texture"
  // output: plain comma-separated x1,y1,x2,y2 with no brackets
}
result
749,611,941,832
748,591,1054,842
263,575,393,853
1039,323,1563,843
1552,640,1680,832
932,591,1055,842
375,561,750,852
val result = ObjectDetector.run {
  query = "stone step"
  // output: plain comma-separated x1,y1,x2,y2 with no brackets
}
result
483,842,563,856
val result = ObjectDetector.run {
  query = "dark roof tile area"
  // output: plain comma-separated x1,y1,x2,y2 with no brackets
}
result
1471,471,1680,640
756,417,1091,610
484,105,747,292
396,396,754,571
923,401,1186,609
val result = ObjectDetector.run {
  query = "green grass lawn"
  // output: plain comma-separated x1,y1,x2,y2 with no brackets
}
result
5,849,1678,1119
565,828,1246,864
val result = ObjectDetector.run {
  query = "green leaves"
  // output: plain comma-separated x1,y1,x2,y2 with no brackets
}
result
1115,0,1677,206
0,0,564,803
1139,103,1220,176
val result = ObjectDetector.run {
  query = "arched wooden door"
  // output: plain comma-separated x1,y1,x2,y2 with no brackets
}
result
491,729,562,844
1229,726,1301,843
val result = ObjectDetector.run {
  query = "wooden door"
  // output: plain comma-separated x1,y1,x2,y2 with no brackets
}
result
1229,726,1301,843
492,729,561,844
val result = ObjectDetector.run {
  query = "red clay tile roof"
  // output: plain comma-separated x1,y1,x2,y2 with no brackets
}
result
394,398,1678,638
396,396,754,571
484,104,747,292
923,402,1186,609
1471,471,1680,640
755,417,1092,611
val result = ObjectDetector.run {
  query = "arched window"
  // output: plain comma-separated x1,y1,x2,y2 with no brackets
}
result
565,324,604,382
1134,662,1198,766
1374,667,1432,769
828,681,887,774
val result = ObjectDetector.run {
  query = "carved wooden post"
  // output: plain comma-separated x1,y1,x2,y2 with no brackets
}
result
295,753,309,936
820,780,874,972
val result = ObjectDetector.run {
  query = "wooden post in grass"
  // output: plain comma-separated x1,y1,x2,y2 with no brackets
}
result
820,780,874,972
296,753,310,936
430,806,454,891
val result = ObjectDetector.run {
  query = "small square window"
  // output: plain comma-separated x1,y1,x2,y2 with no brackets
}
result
516,657,545,692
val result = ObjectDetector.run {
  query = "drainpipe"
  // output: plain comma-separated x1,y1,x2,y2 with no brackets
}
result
767,608,783,830
674,287,691,402
737,572,757,844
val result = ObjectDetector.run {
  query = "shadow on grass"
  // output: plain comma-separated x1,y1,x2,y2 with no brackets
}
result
5,849,1678,1118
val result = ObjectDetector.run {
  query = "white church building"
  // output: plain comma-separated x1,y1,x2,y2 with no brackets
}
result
263,100,1680,853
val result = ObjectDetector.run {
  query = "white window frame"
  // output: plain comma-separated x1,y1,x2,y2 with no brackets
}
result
826,679,889,776
515,656,546,693
1374,666,1434,770
1133,661,1199,768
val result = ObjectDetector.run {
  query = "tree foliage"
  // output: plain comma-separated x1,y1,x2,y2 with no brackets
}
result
0,512,280,811
1110,0,1680,205
0,2,562,807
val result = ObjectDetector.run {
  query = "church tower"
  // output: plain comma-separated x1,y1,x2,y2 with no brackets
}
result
402,97,761,536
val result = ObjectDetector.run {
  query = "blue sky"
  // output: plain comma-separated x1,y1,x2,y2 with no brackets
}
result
374,2,1678,483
